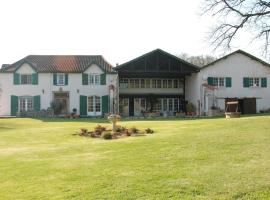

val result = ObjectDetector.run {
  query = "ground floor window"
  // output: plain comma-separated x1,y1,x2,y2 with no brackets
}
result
88,96,101,114
19,97,33,111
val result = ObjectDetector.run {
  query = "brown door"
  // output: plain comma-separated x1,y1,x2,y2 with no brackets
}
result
243,98,256,114
54,92,69,114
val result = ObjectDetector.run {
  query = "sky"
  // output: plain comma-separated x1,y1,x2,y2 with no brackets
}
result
0,0,265,66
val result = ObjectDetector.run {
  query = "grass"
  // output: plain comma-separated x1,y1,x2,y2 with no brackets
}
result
0,116,270,199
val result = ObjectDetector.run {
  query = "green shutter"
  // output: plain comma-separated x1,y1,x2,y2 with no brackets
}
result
207,77,213,86
32,73,38,85
243,77,250,88
34,96,41,111
226,77,232,87
80,95,87,116
102,95,109,116
261,77,267,88
82,73,88,85
13,73,20,85
100,74,106,85
11,95,18,116
53,73,57,85
65,74,68,85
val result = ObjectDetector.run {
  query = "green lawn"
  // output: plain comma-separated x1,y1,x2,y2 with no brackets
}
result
1,116,270,199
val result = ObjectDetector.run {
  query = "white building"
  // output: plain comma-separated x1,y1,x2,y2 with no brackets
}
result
1,49,270,117
0,55,118,116
186,50,270,115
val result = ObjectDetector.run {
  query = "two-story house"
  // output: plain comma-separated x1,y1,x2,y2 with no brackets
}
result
0,55,118,116
185,50,270,115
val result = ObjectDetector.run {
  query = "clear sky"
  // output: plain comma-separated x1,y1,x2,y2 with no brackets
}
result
0,0,265,66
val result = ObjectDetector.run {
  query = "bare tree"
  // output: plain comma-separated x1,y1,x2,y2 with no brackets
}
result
203,0,270,57
178,53,217,67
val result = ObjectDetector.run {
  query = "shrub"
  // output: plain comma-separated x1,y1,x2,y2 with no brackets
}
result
130,126,139,134
94,125,107,135
115,126,126,133
102,131,113,140
145,128,154,134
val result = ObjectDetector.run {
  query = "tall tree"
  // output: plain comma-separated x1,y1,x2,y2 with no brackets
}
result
178,53,216,67
203,0,270,58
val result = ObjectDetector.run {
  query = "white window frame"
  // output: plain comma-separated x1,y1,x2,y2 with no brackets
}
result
213,77,225,87
19,96,33,111
249,77,260,87
88,74,100,85
20,74,32,85
57,73,65,86
87,95,101,116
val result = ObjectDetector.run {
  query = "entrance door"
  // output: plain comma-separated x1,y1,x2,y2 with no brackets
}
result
87,96,101,116
134,98,146,116
120,98,129,117
54,92,69,114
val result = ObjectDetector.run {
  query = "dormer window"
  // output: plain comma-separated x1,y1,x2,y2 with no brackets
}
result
88,74,100,85
57,73,65,86
20,74,32,85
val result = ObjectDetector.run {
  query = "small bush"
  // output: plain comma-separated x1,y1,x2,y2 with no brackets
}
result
145,128,154,134
94,125,107,135
130,126,139,134
102,131,113,140
115,125,126,133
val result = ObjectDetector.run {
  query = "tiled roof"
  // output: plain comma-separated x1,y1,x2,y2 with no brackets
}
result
0,55,115,73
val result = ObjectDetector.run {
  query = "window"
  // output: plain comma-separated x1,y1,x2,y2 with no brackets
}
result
134,79,140,88
152,79,157,88
145,79,151,88
57,73,65,85
168,80,172,88
153,99,162,112
129,79,135,88
163,99,168,111
141,79,145,88
174,98,179,111
88,96,94,112
219,77,225,87
88,96,101,113
163,79,167,88
141,98,146,110
168,99,173,111
173,79,178,88
249,77,260,87
21,74,32,85
157,79,162,88
120,78,128,88
95,96,101,112
19,97,33,111
88,74,100,85
213,77,225,87
213,77,218,86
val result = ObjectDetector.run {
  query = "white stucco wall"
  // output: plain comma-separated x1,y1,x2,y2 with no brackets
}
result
0,63,117,116
186,52,270,114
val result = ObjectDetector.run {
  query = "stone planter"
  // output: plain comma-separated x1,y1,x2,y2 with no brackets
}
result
108,114,121,132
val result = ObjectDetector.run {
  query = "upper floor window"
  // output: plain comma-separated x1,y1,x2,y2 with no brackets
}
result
88,74,100,85
213,77,225,87
21,74,32,85
249,77,260,87
57,73,65,86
